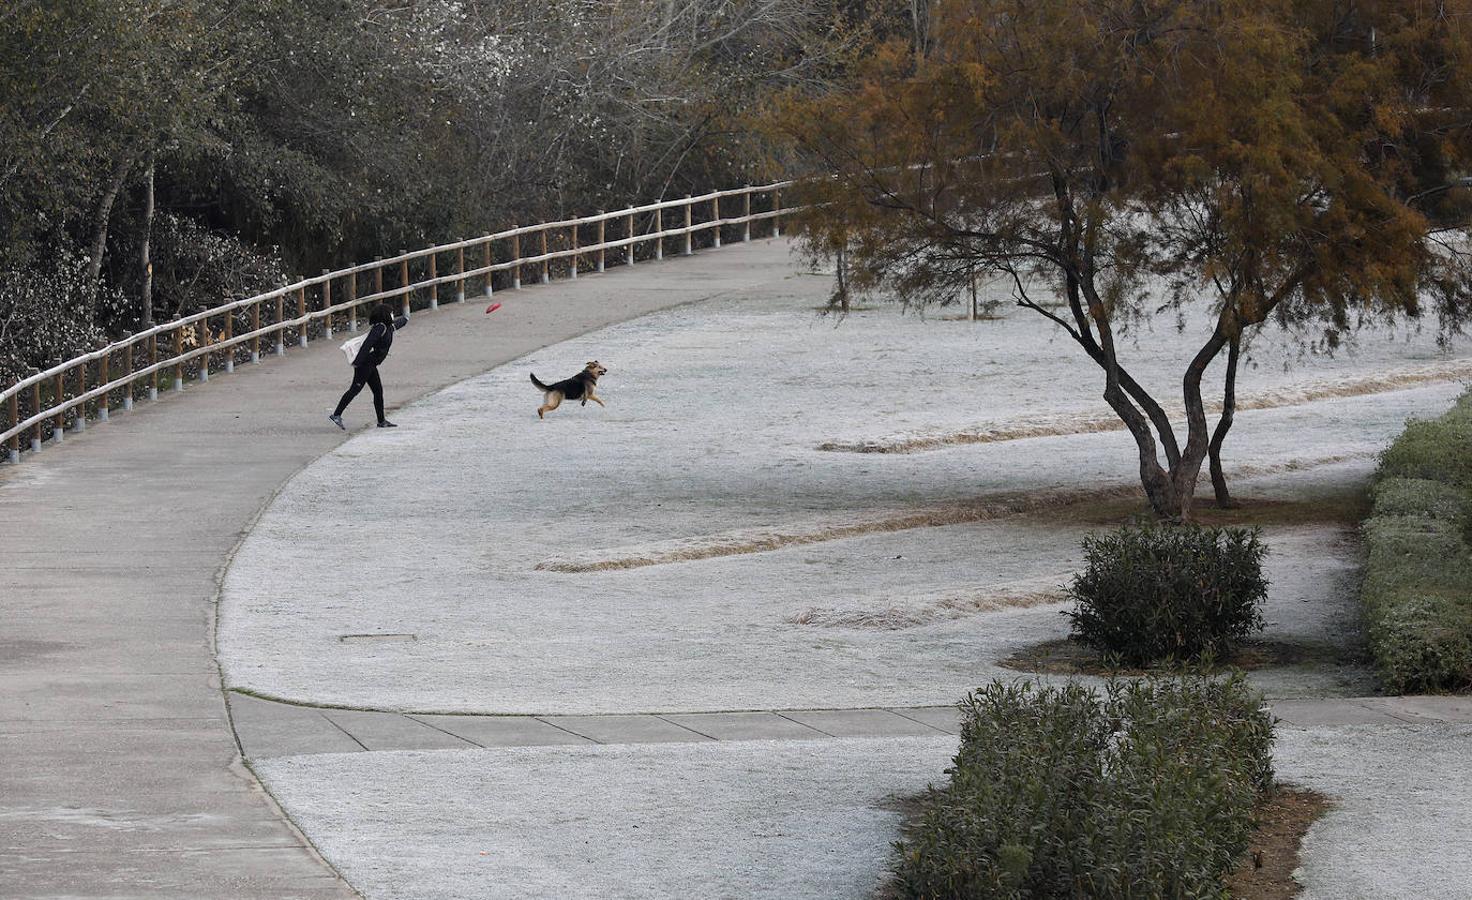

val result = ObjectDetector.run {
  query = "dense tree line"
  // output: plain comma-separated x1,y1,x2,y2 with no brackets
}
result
1,0,847,383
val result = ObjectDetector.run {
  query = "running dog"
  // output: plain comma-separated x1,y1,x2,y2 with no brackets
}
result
530,361,608,419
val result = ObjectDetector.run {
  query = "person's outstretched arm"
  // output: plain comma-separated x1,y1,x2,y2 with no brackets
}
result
392,315,409,330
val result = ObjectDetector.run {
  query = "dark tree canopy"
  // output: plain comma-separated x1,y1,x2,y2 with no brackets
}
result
0,0,836,381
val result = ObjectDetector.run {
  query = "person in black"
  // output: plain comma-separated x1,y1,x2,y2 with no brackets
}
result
330,303,408,429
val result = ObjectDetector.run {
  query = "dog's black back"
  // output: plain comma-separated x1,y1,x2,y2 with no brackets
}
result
551,373,593,400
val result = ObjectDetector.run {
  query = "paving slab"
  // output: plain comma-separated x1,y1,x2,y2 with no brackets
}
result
228,694,364,759
1270,699,1417,727
779,709,948,738
662,711,832,741
538,714,712,744
319,709,476,752
888,706,963,734
1369,695,1472,723
411,714,594,748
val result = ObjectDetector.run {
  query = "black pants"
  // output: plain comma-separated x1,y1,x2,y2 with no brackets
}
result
334,365,384,421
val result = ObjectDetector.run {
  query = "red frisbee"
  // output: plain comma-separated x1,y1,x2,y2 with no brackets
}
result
484,302,502,314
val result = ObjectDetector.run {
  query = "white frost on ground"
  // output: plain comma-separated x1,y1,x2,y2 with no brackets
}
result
255,737,959,900
255,726,1472,900
1277,725,1472,899
219,269,1471,713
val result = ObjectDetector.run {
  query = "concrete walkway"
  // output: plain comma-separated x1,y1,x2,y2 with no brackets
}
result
0,238,799,899
227,692,1472,759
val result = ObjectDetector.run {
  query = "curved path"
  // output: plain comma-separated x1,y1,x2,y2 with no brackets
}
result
0,238,798,899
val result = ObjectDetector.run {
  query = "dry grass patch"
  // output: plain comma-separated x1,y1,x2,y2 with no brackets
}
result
1227,787,1333,900
786,582,1067,630
999,637,1356,676
1058,490,1372,530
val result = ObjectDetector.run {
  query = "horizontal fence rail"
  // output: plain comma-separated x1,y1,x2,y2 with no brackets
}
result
1,181,795,464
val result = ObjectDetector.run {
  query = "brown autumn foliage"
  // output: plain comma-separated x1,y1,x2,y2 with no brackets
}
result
764,0,1472,519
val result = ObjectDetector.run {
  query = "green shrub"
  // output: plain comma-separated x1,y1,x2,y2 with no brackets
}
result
1363,391,1472,693
1362,515,1472,692
1377,415,1472,487
892,676,1274,899
1065,525,1268,666
1370,477,1470,523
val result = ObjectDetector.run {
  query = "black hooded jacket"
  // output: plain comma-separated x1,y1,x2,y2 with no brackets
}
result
351,315,409,368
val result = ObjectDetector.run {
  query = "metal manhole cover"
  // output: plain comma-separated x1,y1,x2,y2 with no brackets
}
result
338,633,417,643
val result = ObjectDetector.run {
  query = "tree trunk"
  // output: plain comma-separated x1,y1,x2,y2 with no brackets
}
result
1076,274,1182,519
1209,333,1241,508
86,153,133,317
1172,325,1231,519
1062,271,1181,468
834,242,850,313
140,154,156,326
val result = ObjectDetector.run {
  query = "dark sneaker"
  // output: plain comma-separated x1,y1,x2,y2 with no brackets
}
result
329,414,345,430
377,419,398,428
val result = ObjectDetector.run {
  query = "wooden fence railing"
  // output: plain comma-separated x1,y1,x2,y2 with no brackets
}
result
1,181,793,465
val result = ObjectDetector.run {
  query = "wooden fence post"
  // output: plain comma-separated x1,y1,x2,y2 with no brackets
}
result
457,245,466,301
429,253,439,309
150,333,160,398
597,216,606,272
347,275,358,332
712,196,721,248
123,343,134,410
626,213,636,266
322,273,333,339
197,317,210,382
743,191,752,242
569,225,579,280
297,284,308,347
32,381,42,450
773,188,783,237
375,266,384,308
512,231,522,288
274,294,285,356
251,301,262,361
52,372,64,441
400,254,410,316
6,391,17,463
224,306,236,372
539,229,550,284
174,326,185,391
99,350,110,421
74,359,88,429
483,240,494,297
655,208,663,260
683,196,693,255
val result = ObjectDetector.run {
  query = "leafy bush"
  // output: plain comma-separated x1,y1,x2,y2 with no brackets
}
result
105,213,286,325
1363,397,1472,692
892,676,1274,899
0,249,126,384
1371,477,1471,523
1376,411,1472,488
1065,525,1269,666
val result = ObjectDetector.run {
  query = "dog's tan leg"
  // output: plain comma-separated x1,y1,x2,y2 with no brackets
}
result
590,394,605,408
538,392,563,418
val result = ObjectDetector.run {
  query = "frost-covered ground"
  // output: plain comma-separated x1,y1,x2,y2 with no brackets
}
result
256,738,956,900
219,270,1471,713
1280,725,1472,899
254,725,1472,900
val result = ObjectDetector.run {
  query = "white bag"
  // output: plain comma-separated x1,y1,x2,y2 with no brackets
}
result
340,333,368,365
